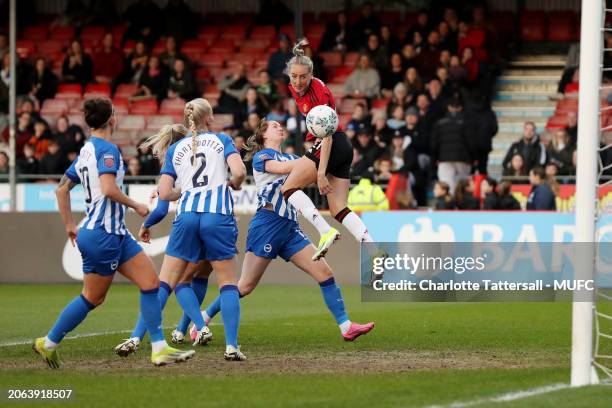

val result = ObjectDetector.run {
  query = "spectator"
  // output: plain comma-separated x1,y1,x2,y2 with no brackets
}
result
352,127,382,176
465,99,498,175
380,25,401,54
386,105,405,130
347,103,371,132
502,153,528,178
121,40,149,85
347,170,389,211
92,33,124,85
265,100,289,124
256,69,278,110
481,177,500,210
430,98,474,193
414,32,425,53
381,53,405,97
286,99,306,138
236,87,266,129
137,55,169,101
400,43,418,71
449,55,467,84
387,82,411,118
136,139,160,176
545,162,559,179
18,98,40,123
416,30,442,81
403,67,423,102
404,107,428,157
233,134,248,161
237,112,260,139
461,47,479,84
27,118,52,160
217,63,250,114
387,134,405,170
39,139,65,174
372,113,392,145
436,66,454,97
454,178,479,209
499,181,521,210
284,144,296,155
2,112,32,159
158,36,189,71
353,1,382,46
363,33,388,70
601,132,612,177
502,122,546,173
527,166,556,210
426,79,448,118
434,181,455,209
344,54,380,99
416,93,436,144
0,151,9,174
53,115,85,154
126,157,142,177
267,34,292,81
439,50,452,69
167,59,196,100
563,67,580,94
546,129,574,175
405,10,430,43
0,33,8,60
565,111,578,147
320,11,354,52
28,58,58,103
62,40,93,86
438,21,457,54
17,143,39,176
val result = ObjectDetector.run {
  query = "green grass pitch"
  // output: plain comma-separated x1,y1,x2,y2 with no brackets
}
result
0,284,610,407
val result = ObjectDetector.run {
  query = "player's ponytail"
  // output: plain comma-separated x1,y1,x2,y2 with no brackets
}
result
141,123,188,166
243,118,268,161
183,98,213,167
286,38,313,74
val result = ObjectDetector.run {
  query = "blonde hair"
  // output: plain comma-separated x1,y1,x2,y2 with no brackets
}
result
285,39,313,74
141,123,188,166
243,118,268,161
184,98,213,166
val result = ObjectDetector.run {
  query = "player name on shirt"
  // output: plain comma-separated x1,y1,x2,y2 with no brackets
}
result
174,138,225,165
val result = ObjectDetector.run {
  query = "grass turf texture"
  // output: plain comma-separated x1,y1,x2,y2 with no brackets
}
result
0,284,610,407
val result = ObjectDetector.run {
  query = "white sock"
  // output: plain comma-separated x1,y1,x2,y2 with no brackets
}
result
339,320,352,335
151,340,168,354
202,311,211,325
287,190,331,236
44,336,58,351
341,211,373,243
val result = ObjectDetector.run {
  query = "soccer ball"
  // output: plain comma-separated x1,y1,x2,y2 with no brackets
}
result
306,105,339,139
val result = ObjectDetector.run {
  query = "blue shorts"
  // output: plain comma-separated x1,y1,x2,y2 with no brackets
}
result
166,212,238,263
77,228,142,276
246,209,310,262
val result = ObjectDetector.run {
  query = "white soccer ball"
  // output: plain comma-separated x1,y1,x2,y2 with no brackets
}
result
306,105,339,139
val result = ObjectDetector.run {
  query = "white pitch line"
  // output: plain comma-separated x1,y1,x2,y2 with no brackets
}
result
423,383,571,408
0,323,221,348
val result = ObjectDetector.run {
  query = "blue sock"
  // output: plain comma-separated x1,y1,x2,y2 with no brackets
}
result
176,278,208,334
220,285,240,347
140,288,164,343
131,281,172,340
205,295,222,322
175,283,206,330
319,277,349,325
47,294,96,343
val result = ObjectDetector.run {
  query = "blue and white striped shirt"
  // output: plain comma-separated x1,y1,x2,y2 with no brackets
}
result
65,137,127,235
252,148,299,222
161,131,238,215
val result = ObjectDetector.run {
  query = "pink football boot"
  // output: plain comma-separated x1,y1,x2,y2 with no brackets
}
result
342,322,375,341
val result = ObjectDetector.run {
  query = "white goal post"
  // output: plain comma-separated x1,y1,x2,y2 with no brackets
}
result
571,0,603,387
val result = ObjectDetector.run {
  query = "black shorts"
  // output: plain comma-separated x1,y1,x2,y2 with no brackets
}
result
304,131,353,179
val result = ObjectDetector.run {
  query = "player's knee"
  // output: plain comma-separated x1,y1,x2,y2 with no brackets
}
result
320,263,334,281
238,282,254,297
141,275,160,291
82,291,105,306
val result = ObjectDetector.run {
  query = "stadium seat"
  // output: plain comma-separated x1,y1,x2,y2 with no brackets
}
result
80,26,106,45
372,98,390,109
23,25,48,41
209,114,233,131
520,12,546,42
220,25,248,40
306,24,326,38
250,25,276,40
198,26,220,41
146,115,174,130
330,66,353,83
160,98,186,115
548,20,575,42
49,26,75,42
111,25,127,43
326,83,345,99
319,52,343,68
118,115,146,130
129,99,159,115
37,40,64,56
16,40,36,58
122,40,136,55
58,83,83,95
114,84,138,98
200,54,225,68
41,99,69,115
85,83,111,97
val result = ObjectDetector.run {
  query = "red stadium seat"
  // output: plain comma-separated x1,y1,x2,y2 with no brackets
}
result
520,12,546,42
160,98,186,115
111,25,127,42
198,26,220,41
220,26,247,40
118,115,146,130
250,25,276,40
122,40,136,55
112,97,129,108
81,26,106,45
209,114,233,131
372,98,390,109
16,40,36,58
319,52,342,68
41,99,69,115
200,54,225,68
146,115,174,130
548,20,575,42
50,26,75,42
546,115,569,130
85,83,111,97
57,83,83,95
37,40,64,56
129,98,159,115
306,24,326,38
23,26,48,41
330,66,353,83
114,84,138,98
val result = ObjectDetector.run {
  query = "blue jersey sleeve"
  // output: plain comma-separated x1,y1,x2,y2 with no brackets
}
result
97,144,121,175
143,197,170,228
218,133,238,159
160,144,177,179
65,158,80,183
252,150,275,173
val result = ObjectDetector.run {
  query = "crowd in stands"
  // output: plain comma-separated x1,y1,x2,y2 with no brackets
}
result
0,1,588,210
